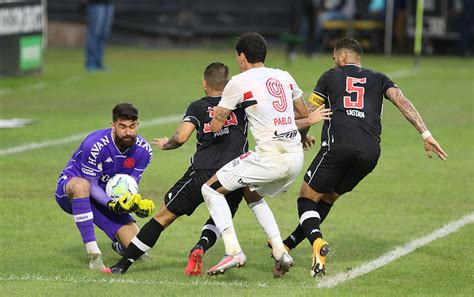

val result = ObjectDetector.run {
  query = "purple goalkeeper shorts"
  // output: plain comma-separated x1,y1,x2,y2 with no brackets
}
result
55,174,135,241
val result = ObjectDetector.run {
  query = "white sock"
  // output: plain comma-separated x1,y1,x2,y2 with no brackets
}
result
248,198,285,259
202,184,241,255
221,227,242,255
85,241,101,255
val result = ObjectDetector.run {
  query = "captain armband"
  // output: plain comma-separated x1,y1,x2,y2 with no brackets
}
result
308,93,325,109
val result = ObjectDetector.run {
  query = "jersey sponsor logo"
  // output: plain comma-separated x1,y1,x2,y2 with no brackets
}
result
273,116,293,126
105,157,113,163
344,77,367,109
213,127,230,137
273,129,298,140
135,137,153,156
88,135,110,166
100,174,111,183
346,109,366,118
237,178,259,189
266,78,288,112
237,178,249,186
123,158,135,168
81,167,97,177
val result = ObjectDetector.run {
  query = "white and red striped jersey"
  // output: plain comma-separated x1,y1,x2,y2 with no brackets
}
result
218,67,303,154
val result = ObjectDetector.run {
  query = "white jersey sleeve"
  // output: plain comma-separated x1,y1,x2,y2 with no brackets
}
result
218,78,243,110
284,71,303,100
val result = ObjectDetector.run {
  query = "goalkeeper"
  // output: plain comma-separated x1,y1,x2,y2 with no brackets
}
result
54,103,155,270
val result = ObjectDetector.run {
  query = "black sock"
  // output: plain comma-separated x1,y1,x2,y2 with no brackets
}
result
284,199,334,249
194,218,218,253
114,218,164,271
283,224,306,250
297,197,322,245
318,199,333,223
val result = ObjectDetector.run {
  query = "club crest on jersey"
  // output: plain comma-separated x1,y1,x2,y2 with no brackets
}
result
123,158,135,168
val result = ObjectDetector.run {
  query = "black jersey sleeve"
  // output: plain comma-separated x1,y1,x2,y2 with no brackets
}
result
381,73,398,99
182,102,201,128
313,70,332,100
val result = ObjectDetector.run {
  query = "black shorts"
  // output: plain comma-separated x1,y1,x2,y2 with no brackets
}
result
164,168,244,216
304,148,380,195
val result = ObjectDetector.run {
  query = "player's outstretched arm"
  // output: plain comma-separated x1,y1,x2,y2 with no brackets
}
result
152,122,195,150
386,87,448,160
295,105,332,130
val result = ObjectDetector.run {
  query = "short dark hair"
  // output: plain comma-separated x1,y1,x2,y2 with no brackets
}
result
235,32,267,63
204,62,229,90
112,103,138,122
334,37,363,56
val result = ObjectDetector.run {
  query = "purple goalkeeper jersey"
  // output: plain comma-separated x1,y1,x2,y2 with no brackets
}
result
60,128,152,205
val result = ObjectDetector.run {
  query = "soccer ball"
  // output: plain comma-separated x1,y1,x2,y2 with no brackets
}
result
106,174,138,201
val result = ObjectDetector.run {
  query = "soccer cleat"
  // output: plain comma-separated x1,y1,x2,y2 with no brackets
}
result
207,251,246,276
88,253,105,270
102,264,127,275
185,246,204,276
311,238,330,277
111,241,126,256
266,240,291,258
273,252,294,278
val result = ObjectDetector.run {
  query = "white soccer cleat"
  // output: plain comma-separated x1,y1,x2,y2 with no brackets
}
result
273,252,294,278
88,253,105,270
207,251,247,276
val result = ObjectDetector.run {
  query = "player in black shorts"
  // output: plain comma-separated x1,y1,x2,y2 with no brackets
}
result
278,37,448,277
103,62,249,275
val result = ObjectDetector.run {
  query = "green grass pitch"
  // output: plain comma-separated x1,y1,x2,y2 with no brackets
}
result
0,46,473,296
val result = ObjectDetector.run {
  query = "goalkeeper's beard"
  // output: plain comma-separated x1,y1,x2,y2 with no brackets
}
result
115,135,136,150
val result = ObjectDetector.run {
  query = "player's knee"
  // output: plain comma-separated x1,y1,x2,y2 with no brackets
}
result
247,197,266,209
67,178,91,197
201,183,214,203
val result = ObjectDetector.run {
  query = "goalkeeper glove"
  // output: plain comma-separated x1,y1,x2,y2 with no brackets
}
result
107,192,140,214
134,198,155,218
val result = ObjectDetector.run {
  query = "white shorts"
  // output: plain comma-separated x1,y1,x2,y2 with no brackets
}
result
216,150,304,197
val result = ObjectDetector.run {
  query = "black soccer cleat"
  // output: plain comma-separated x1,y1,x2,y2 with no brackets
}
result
102,264,127,275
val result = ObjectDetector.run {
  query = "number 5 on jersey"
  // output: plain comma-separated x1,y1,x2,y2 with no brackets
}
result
344,77,366,109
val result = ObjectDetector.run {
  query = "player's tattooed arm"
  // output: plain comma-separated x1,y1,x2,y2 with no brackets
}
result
210,106,231,132
386,87,448,160
386,87,428,133
152,122,195,150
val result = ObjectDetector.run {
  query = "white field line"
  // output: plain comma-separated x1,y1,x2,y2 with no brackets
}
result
0,213,471,289
0,274,270,288
318,212,474,288
0,115,182,157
